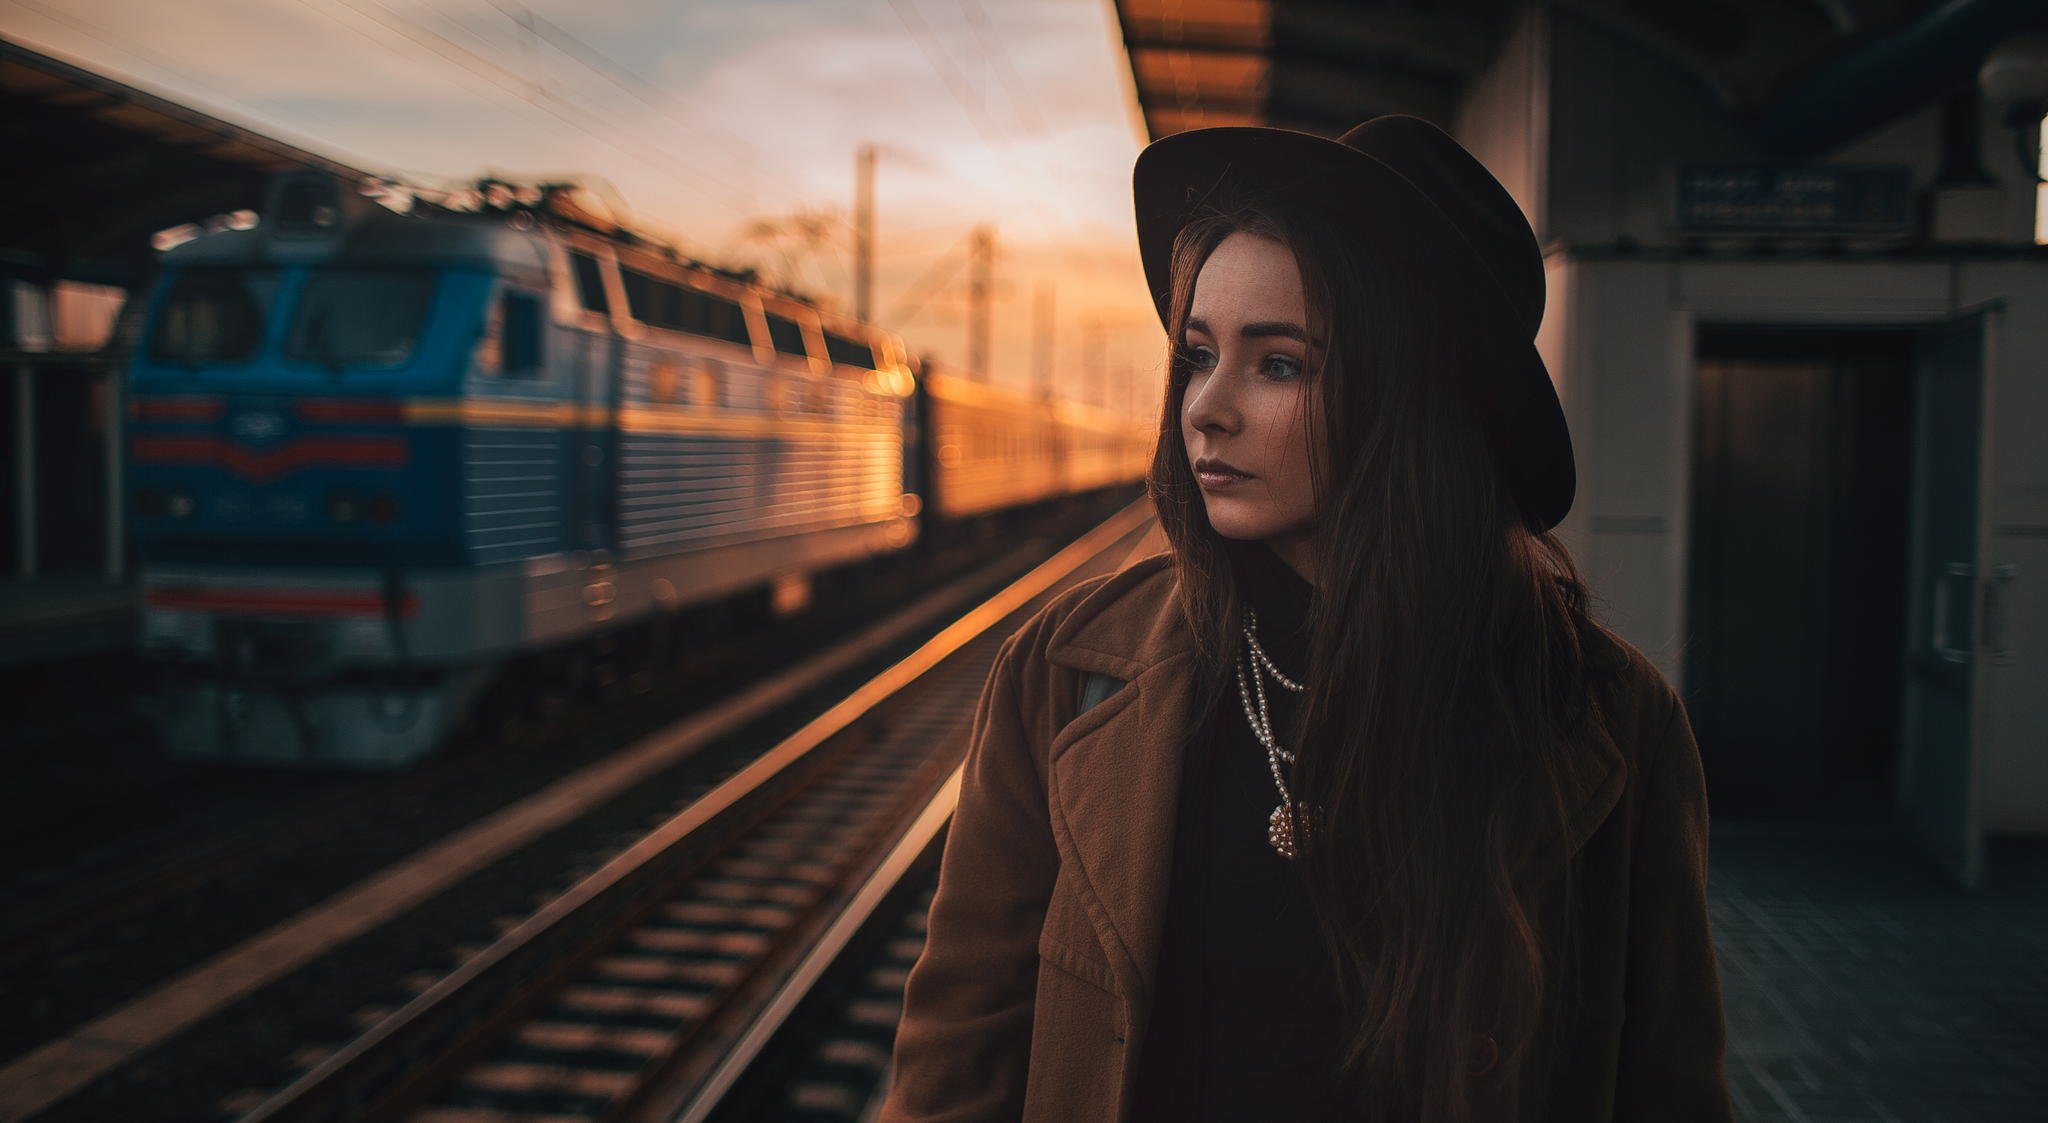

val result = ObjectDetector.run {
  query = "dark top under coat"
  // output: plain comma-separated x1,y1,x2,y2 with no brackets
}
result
1128,538,1360,1120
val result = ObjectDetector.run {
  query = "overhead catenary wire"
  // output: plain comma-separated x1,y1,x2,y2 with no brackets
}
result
304,0,763,222
886,229,974,328
956,0,1048,138
475,0,815,195
883,0,1094,244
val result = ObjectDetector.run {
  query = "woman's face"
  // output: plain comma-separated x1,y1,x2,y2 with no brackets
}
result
1180,230,1324,572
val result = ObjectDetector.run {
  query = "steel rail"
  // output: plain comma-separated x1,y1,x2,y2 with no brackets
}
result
665,770,960,1123
236,500,1153,1122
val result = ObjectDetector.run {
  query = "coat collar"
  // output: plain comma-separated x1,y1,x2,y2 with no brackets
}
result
1039,550,1628,1005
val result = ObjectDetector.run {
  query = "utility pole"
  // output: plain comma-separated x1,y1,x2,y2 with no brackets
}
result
1031,279,1055,400
853,144,875,323
968,224,994,382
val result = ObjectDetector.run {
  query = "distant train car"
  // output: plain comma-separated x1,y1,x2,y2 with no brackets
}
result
1053,397,1154,496
918,373,1060,521
917,373,1153,522
125,170,1148,767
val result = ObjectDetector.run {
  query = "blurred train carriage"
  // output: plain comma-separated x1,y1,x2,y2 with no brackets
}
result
915,373,1151,522
127,171,1150,766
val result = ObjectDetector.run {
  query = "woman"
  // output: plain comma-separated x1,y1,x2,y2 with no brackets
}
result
880,116,1731,1122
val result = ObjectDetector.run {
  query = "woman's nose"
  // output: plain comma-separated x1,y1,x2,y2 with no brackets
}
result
1184,370,1239,434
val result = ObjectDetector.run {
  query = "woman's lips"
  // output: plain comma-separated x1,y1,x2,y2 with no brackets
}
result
1197,467,1252,490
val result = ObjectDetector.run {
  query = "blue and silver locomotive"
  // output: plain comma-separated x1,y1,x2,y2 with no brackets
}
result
126,171,1148,765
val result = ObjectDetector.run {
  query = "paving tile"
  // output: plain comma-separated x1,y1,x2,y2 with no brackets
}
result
1709,826,2048,1122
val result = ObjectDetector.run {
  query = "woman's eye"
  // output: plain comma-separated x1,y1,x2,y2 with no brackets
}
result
1177,344,1217,370
1263,355,1302,381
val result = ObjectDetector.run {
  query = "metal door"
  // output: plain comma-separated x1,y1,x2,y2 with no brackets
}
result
1899,307,2000,890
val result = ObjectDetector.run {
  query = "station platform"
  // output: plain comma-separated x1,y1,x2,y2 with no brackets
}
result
0,579,137,668
1713,822,2048,1122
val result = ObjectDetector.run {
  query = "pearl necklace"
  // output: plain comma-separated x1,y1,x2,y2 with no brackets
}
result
1236,606,1314,858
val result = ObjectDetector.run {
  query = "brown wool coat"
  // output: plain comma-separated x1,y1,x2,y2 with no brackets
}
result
879,551,1734,1122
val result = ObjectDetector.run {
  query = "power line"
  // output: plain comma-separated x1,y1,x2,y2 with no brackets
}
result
956,0,1047,137
306,0,761,218
476,0,812,192
885,0,1005,155
887,229,972,327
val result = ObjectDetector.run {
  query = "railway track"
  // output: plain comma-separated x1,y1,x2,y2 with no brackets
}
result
233,505,1153,1122
0,500,1130,1079
0,500,1156,1123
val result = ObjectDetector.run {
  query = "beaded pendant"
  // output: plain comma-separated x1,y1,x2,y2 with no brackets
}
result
1267,801,1305,859
1269,799,1318,860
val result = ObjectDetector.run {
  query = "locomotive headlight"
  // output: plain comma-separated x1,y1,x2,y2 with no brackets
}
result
366,494,400,524
166,492,197,518
327,493,360,523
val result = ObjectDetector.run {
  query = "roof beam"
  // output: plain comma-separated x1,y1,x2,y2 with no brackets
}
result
1273,1,1496,82
1122,35,1267,57
1271,56,1459,129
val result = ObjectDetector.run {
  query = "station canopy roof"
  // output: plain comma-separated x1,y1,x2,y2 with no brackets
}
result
0,36,378,283
1111,0,2047,153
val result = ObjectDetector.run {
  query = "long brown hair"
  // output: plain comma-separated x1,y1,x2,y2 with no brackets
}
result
1147,185,1629,1121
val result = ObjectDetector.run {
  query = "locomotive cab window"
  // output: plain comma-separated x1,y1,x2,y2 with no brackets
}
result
477,288,545,380
148,266,282,365
568,250,610,314
285,268,434,371
500,290,544,379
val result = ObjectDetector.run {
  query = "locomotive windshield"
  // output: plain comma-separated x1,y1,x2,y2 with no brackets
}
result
147,266,282,364
284,268,436,370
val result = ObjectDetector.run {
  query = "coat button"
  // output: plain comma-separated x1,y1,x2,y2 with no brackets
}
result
1468,1032,1499,1075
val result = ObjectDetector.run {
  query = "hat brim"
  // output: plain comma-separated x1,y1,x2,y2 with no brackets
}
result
1131,125,1574,532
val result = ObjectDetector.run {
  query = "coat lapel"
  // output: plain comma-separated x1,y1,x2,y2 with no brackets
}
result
1045,648,1198,1005
1040,555,1196,1007
1039,552,1628,1012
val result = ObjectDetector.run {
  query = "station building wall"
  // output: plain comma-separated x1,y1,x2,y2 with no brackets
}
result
1450,3,2048,834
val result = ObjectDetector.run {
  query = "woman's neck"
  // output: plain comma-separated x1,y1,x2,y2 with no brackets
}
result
1235,537,1316,648
1265,531,1318,591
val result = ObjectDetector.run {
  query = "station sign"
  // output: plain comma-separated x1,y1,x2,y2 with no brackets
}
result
1677,164,1912,235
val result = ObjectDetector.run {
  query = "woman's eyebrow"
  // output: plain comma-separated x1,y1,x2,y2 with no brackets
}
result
1185,317,1314,344
1242,320,1310,342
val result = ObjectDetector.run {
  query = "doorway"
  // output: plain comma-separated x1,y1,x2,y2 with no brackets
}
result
1684,327,1917,821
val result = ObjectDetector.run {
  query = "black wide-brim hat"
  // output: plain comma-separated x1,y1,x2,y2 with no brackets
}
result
1133,114,1575,533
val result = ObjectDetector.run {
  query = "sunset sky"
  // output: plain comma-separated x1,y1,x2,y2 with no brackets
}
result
0,0,1167,414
